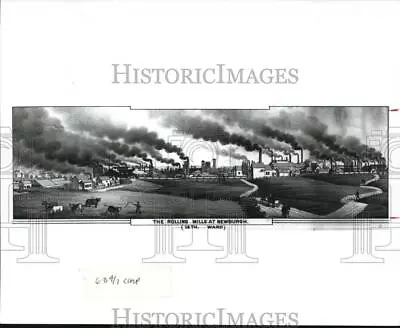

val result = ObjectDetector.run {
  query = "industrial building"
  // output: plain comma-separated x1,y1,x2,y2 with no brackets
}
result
250,148,304,179
247,145,387,179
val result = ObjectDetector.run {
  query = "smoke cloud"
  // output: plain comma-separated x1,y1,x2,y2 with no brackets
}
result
151,110,261,152
52,107,186,160
12,108,117,171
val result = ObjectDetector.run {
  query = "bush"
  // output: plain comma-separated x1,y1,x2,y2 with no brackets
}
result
239,197,265,218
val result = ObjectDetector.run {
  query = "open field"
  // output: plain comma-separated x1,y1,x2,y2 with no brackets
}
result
301,173,375,186
356,175,388,218
13,181,245,220
355,192,388,219
303,173,388,218
143,178,251,201
252,177,367,216
368,176,388,192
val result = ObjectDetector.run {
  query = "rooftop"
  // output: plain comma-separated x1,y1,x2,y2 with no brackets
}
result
253,163,267,169
272,162,295,171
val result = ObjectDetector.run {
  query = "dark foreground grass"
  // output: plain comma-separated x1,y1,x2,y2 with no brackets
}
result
301,173,375,186
252,176,363,215
13,183,245,219
302,173,388,218
356,191,388,219
368,177,388,192
143,179,250,201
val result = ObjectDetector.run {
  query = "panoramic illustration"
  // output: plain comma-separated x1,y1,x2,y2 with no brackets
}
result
12,106,388,221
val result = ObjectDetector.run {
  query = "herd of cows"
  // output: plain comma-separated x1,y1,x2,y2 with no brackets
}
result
41,197,123,217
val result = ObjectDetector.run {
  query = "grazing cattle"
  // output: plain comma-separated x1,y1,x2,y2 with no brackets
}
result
104,205,122,217
69,203,84,215
85,197,101,208
42,201,59,210
50,205,63,214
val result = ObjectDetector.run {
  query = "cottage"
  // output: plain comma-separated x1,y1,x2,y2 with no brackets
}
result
97,176,111,187
252,163,277,179
232,166,244,177
264,169,277,177
21,180,32,189
272,162,294,177
80,180,93,191
253,163,267,179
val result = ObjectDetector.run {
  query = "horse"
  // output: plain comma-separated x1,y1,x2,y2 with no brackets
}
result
69,203,84,215
85,197,101,208
104,205,122,217
42,200,59,210
50,205,63,214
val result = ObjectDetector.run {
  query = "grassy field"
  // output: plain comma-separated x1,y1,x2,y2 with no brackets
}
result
303,173,388,218
13,180,246,220
355,192,388,219
252,176,364,215
356,175,388,218
143,178,250,201
301,173,375,186
368,175,388,192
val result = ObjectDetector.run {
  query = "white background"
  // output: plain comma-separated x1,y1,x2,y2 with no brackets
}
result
1,0,400,325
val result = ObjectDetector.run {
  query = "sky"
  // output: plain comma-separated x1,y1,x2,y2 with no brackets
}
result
13,106,388,172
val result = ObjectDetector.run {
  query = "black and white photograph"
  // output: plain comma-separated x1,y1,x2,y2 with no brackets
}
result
2,1,400,325
12,106,388,222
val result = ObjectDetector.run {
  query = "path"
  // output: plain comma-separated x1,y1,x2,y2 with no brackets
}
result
239,179,259,197
241,174,383,219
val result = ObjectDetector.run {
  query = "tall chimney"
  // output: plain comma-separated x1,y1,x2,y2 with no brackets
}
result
295,148,303,164
258,149,262,163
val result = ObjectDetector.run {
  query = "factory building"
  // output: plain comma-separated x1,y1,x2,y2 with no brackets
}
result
251,148,303,179
252,163,277,179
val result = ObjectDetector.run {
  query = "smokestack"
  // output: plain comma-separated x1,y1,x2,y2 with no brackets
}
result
259,149,262,163
294,148,303,164
212,158,216,169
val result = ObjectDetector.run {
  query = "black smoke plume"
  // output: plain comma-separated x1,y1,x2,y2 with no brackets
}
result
53,107,186,159
12,107,117,171
151,111,260,152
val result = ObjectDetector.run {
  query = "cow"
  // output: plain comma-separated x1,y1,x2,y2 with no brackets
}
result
104,205,122,217
42,201,59,210
85,197,101,208
69,203,84,215
50,205,63,214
